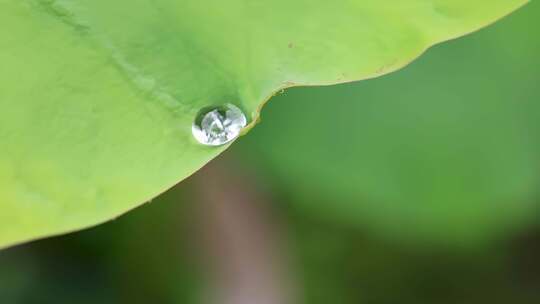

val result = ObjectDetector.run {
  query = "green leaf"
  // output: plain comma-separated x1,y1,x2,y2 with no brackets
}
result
0,0,527,248
239,2,540,244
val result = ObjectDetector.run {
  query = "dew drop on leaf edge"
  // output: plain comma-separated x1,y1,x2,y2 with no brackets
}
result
192,104,247,146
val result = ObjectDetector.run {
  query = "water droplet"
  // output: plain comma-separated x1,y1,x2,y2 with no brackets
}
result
192,104,247,146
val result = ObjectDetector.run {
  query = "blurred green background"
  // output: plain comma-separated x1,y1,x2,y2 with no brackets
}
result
1,2,540,304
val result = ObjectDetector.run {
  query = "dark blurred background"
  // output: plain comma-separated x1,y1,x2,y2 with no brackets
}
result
1,2,539,304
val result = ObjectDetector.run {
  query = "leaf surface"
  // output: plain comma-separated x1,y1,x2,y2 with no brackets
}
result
0,0,527,248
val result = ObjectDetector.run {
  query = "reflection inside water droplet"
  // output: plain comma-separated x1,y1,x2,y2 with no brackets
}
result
192,104,247,146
